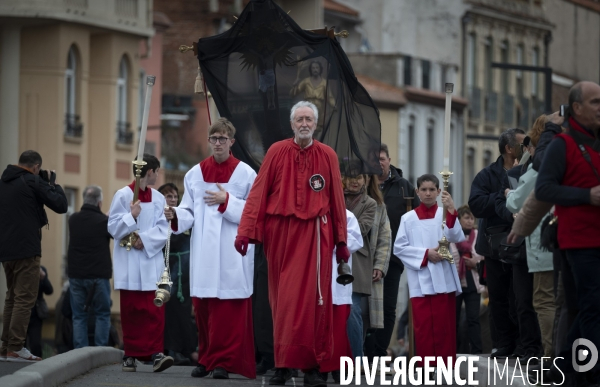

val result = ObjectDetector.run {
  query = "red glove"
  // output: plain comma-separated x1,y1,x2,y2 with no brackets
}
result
336,242,350,263
235,236,249,256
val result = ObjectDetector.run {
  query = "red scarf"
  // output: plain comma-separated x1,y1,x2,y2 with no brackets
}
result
455,229,475,280
128,181,152,203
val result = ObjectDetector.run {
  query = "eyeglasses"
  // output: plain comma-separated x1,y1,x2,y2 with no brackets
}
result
208,136,230,144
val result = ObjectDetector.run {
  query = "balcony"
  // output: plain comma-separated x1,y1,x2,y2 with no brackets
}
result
116,122,133,145
64,114,83,138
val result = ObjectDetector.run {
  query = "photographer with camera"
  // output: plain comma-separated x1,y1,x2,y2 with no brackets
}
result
531,81,600,384
0,150,68,361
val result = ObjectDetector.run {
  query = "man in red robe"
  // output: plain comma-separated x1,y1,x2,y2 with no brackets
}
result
235,101,349,387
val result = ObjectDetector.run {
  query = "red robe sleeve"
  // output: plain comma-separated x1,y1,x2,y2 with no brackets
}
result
326,148,347,245
237,146,276,244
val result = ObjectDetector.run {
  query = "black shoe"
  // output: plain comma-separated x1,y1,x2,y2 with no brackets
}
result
269,368,293,385
213,367,229,379
320,372,328,382
291,369,298,377
152,353,174,372
122,356,136,372
171,352,191,366
257,355,275,375
490,346,516,358
332,370,340,383
303,368,327,387
191,364,210,378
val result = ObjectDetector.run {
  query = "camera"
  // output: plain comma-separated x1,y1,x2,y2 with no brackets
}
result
39,169,49,182
559,104,568,117
38,169,56,184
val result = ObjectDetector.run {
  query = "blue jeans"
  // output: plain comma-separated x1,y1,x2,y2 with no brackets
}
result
347,293,364,358
70,278,111,348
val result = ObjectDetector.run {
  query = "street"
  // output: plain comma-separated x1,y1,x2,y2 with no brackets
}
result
59,363,476,387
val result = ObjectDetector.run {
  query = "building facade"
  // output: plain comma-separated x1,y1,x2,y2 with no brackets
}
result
335,0,468,204
0,0,155,324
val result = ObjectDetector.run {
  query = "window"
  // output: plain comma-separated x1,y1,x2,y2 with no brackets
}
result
65,46,82,137
516,44,524,98
421,60,431,90
408,115,416,184
117,56,132,144
500,40,509,95
467,148,475,185
427,119,435,174
532,47,539,97
466,33,476,88
62,188,77,281
403,56,412,86
483,150,492,168
484,37,493,92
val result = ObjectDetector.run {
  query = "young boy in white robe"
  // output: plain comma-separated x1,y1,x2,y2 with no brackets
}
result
393,173,465,370
107,153,172,373
321,209,363,383
164,118,257,380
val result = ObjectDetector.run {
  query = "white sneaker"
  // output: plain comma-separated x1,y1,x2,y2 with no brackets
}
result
6,347,41,362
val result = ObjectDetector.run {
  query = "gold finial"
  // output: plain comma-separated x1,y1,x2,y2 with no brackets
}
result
179,45,194,54
334,30,349,38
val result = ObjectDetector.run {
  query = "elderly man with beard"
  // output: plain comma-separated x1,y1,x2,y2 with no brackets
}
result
236,101,348,387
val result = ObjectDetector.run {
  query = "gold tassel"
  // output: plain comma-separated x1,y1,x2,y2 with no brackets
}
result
194,66,205,95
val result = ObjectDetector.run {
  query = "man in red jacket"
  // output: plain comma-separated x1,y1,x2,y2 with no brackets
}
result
534,81,600,384
235,101,349,387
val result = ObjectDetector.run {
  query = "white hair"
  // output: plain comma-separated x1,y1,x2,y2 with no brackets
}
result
290,101,319,123
83,185,103,206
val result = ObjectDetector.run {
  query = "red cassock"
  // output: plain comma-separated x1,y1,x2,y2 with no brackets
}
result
120,185,164,361
410,203,458,367
189,155,256,379
120,290,165,361
238,139,347,370
411,292,456,367
320,304,352,373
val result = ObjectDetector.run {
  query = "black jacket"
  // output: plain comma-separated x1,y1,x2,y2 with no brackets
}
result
0,165,68,262
381,166,420,266
468,156,514,257
533,122,563,171
67,204,113,279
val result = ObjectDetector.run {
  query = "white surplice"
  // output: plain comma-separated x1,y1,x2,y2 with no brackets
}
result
108,187,169,291
331,210,363,305
394,208,465,298
174,162,257,299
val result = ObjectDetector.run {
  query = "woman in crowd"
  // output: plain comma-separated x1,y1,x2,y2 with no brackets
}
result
26,265,53,358
363,175,392,359
505,115,555,358
451,205,484,354
342,173,376,358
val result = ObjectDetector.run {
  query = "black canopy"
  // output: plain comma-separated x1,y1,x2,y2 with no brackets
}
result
196,0,381,176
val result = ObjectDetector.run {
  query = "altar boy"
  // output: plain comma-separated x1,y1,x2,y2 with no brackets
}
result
393,174,465,367
164,118,257,380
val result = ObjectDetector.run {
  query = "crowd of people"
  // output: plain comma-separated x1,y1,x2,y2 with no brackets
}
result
0,80,598,386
